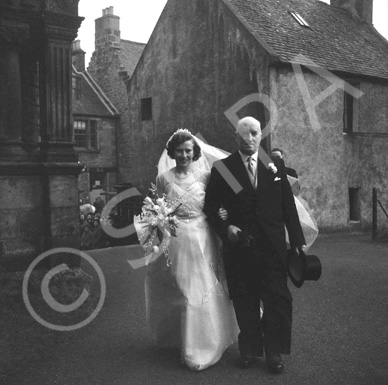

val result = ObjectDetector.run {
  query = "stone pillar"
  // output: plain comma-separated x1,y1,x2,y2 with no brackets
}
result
20,47,40,155
38,11,82,162
0,22,30,160
35,10,84,260
0,2,85,270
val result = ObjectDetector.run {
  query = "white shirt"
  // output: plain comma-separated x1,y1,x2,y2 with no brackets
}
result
239,150,258,176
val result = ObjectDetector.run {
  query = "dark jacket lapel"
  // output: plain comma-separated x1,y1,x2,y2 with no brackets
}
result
256,157,270,194
226,151,255,193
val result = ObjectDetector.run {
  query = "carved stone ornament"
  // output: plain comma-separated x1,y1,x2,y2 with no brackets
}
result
0,22,30,49
0,0,44,10
45,0,79,15
0,0,79,14
41,11,84,41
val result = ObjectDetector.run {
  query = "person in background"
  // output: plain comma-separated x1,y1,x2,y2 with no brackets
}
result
80,222,93,250
93,196,105,214
91,218,109,249
79,213,86,226
270,148,299,195
86,213,94,227
270,148,297,178
270,148,319,252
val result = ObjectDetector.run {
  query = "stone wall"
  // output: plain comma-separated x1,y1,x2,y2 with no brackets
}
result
87,9,130,182
76,118,118,169
125,0,271,193
270,67,388,230
122,0,388,231
0,1,83,269
0,168,82,269
0,176,45,265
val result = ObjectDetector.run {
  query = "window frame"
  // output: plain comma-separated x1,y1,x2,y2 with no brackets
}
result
73,119,99,151
290,11,310,27
73,120,87,148
349,187,361,222
343,81,360,134
141,97,153,121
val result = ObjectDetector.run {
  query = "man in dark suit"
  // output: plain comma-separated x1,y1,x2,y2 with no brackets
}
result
203,117,305,374
270,147,300,195
270,148,298,178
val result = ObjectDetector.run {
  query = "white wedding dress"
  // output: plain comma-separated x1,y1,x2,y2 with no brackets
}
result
145,168,239,371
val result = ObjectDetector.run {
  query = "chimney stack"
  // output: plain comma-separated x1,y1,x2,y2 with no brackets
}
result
331,0,373,24
95,6,121,51
72,40,85,72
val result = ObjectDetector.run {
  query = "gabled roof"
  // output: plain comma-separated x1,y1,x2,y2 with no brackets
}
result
72,65,119,117
223,0,388,80
120,40,146,77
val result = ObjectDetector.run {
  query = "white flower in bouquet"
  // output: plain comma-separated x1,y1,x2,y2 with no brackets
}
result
134,183,186,266
156,198,165,206
143,196,153,206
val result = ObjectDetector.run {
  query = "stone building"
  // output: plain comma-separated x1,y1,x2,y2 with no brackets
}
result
0,0,84,269
72,40,119,206
87,7,146,182
124,0,388,231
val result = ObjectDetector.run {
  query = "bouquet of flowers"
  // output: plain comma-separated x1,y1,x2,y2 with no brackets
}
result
134,183,185,266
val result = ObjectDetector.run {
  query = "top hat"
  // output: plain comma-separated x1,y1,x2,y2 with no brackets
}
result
287,249,322,288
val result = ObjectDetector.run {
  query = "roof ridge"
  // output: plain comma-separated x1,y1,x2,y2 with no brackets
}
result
82,69,119,115
121,39,147,46
220,0,280,62
221,0,388,80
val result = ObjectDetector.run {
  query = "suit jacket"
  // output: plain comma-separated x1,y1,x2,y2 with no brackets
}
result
286,166,298,179
204,151,305,296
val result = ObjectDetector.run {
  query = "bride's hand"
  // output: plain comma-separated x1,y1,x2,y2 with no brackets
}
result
218,206,228,221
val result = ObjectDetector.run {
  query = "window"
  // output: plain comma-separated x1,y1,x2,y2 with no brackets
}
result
73,119,98,150
74,120,86,147
141,97,152,121
90,120,97,149
349,188,360,221
343,82,360,134
290,12,310,27
90,170,106,191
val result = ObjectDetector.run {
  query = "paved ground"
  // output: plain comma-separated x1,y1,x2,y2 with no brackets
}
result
4,233,388,385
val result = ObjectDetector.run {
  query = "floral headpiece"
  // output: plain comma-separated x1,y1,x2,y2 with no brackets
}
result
166,128,193,147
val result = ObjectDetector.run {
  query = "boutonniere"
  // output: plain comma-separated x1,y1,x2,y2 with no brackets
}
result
268,163,278,174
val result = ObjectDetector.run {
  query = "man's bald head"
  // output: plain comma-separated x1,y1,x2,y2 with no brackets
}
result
235,117,262,155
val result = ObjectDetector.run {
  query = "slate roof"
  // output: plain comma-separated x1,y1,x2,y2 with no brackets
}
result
120,40,146,77
72,66,118,117
223,0,388,80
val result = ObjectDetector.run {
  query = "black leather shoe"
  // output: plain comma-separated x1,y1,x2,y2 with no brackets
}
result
266,352,284,374
239,355,254,368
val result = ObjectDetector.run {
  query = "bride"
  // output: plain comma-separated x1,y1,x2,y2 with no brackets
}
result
144,129,239,371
